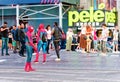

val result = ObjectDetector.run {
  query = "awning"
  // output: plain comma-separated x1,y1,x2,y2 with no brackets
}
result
0,0,60,5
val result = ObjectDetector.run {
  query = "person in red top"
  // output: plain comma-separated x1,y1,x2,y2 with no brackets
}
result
93,27,98,52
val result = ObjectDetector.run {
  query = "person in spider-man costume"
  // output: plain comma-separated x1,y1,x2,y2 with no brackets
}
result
24,26,38,72
34,24,47,63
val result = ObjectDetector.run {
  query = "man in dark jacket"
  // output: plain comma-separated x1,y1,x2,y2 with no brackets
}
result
18,23,26,57
1,22,9,56
52,22,63,61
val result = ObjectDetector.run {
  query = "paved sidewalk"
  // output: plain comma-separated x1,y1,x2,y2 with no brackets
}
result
0,50,120,82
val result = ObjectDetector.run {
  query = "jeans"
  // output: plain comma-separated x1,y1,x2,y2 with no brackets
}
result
53,40,60,58
16,41,21,50
46,39,51,53
26,45,33,62
37,40,47,54
1,37,8,55
100,40,107,53
94,40,98,50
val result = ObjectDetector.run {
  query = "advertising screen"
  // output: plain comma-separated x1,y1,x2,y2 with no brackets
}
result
97,0,116,10
68,3,117,27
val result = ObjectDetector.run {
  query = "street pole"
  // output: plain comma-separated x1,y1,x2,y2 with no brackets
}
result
16,5,19,27
59,2,63,28
2,8,4,25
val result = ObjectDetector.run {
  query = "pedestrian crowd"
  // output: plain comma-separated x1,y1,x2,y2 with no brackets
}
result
66,24,120,56
0,21,64,72
0,21,120,72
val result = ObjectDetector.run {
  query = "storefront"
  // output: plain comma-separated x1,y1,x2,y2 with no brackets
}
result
0,0,80,32
68,3,117,37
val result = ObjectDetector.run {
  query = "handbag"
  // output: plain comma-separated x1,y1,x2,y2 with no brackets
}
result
61,33,66,40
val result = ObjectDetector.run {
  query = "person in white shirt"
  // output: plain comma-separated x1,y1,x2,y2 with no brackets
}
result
46,25,52,54
101,24,109,55
113,26,119,53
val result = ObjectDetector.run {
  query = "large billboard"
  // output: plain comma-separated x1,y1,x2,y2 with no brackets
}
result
68,3,117,27
97,0,116,10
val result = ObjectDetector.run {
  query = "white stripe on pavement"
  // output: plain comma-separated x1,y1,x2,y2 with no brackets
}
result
0,59,6,63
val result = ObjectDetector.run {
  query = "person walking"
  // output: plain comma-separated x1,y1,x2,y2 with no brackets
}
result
46,25,52,54
1,22,9,56
51,22,63,61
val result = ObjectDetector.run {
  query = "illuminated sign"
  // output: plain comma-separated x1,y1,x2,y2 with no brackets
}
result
68,3,117,27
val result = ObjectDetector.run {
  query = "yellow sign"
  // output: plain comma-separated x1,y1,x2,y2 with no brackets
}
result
68,3,116,26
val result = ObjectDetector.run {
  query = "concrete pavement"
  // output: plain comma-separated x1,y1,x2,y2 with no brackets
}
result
0,50,120,82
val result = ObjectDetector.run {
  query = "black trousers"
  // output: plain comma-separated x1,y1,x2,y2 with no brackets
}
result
19,41,26,55
53,40,60,58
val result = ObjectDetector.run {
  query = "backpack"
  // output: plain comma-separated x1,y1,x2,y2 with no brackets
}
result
61,33,66,40
53,27,62,40
41,32,47,42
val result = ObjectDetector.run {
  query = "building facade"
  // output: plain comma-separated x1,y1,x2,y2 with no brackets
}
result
0,0,80,32
79,0,118,28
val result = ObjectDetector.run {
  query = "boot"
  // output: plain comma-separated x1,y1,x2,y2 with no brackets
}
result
28,62,35,71
43,54,46,63
34,53,39,63
24,62,30,72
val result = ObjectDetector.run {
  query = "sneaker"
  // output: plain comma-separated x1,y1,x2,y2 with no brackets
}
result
116,51,120,53
47,52,50,54
33,60,39,63
42,61,46,64
6,53,10,56
81,51,86,53
13,51,17,53
66,50,70,51
100,53,107,56
55,58,61,61
19,53,26,57
75,49,81,52
113,51,116,53
32,53,36,56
